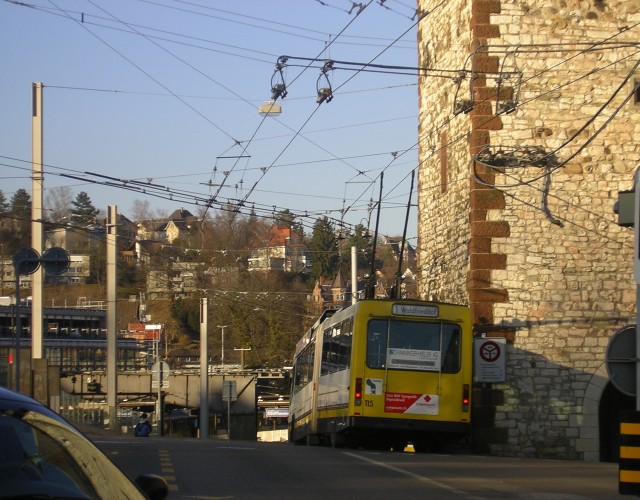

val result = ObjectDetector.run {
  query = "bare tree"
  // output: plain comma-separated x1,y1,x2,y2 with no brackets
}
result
130,199,153,222
45,186,73,223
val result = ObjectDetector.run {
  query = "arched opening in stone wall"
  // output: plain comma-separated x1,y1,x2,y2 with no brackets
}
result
599,382,634,462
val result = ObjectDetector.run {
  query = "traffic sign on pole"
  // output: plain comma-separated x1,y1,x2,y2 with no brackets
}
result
151,361,170,389
606,325,636,397
474,338,506,383
42,247,70,276
13,247,40,275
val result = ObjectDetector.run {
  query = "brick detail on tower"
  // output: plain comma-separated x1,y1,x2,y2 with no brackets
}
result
467,0,509,328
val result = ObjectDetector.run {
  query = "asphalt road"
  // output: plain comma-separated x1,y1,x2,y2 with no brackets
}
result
85,429,624,500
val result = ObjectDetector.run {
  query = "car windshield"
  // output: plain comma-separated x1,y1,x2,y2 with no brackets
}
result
0,409,145,499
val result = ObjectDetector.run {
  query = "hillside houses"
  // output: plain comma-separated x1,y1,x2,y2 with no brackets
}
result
247,224,311,274
136,208,198,244
28,206,417,306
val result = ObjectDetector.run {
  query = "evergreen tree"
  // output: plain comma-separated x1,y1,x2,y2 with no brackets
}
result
340,223,374,275
0,190,8,214
309,217,339,280
7,189,32,251
10,188,31,218
272,209,303,237
272,209,295,226
0,189,16,254
71,191,99,225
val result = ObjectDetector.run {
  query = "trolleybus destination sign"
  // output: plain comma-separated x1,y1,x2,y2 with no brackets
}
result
392,304,439,317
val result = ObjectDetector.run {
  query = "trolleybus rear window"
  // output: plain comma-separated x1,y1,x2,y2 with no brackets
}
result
366,319,461,373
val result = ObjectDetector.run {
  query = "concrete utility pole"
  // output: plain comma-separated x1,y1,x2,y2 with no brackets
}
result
106,206,118,430
199,298,208,439
31,82,44,359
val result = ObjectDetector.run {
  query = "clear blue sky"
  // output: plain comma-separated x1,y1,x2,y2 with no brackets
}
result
1,0,420,242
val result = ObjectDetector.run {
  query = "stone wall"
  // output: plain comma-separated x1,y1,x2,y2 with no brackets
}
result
417,0,640,460
417,0,473,305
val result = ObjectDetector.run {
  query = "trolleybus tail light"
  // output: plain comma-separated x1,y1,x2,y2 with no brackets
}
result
354,378,363,406
462,384,470,412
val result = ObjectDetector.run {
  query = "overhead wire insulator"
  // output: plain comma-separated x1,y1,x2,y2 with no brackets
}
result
271,56,289,100
495,49,523,115
317,88,333,104
452,70,472,115
272,84,287,101
316,60,334,104
350,2,365,14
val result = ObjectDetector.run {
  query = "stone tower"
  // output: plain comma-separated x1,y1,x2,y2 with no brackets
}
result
417,0,640,460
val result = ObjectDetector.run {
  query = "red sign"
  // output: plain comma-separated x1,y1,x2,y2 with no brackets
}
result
385,392,420,413
479,340,501,362
384,392,439,415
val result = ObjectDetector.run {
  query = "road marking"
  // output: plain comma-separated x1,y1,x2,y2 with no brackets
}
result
343,452,486,499
159,449,179,493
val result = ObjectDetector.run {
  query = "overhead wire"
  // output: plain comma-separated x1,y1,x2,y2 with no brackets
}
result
64,1,326,221
241,0,425,228
0,153,385,238
4,0,420,236
42,0,240,144
140,0,415,48
409,27,640,232
12,0,636,244
470,51,640,225
227,1,378,216
5,44,636,243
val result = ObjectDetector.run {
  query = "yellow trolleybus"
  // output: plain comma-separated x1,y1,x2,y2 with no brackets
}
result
288,299,472,450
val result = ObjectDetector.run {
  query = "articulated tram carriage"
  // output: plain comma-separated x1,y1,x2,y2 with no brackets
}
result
288,299,472,450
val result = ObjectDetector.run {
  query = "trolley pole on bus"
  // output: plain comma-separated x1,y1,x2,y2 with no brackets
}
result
351,246,357,304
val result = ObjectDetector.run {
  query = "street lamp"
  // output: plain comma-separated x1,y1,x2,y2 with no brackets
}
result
217,325,228,370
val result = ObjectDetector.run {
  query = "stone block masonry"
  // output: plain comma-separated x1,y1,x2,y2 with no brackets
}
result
417,0,640,460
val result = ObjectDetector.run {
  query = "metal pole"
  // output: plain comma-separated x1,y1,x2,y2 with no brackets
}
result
634,167,640,411
14,275,21,392
199,298,209,439
637,284,640,412
217,325,228,370
227,381,231,441
106,206,118,431
156,361,163,437
31,82,44,360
